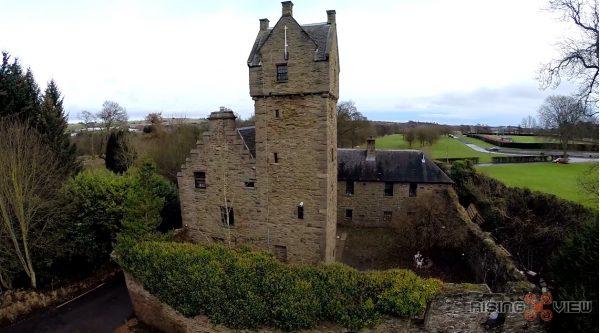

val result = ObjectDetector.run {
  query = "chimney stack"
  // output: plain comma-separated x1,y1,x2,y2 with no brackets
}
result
259,18,269,31
282,1,293,17
366,136,376,161
209,107,237,132
326,10,336,24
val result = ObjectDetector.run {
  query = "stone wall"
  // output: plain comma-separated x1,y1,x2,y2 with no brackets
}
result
337,182,452,227
424,289,543,332
125,273,543,333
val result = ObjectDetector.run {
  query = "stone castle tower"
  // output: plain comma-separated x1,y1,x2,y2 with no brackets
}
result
248,1,340,262
177,2,339,264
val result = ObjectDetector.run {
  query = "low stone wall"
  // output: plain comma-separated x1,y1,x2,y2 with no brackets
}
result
125,273,543,333
424,289,543,332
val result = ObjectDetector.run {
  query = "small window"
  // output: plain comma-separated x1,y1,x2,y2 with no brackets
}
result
277,64,288,81
194,171,206,189
273,152,279,163
346,181,354,195
345,209,353,221
297,205,304,219
409,183,417,197
220,206,234,226
384,182,394,196
244,181,255,188
383,211,392,222
275,109,280,118
331,148,334,162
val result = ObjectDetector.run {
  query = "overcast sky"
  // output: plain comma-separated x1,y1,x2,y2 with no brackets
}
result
0,0,578,125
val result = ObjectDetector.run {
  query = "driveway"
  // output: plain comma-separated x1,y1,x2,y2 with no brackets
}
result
2,274,133,333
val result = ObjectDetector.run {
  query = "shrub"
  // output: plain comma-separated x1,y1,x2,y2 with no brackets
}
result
117,241,442,331
62,163,178,270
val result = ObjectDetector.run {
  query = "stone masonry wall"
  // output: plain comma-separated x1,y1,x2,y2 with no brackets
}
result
337,182,451,227
253,94,336,263
248,15,335,98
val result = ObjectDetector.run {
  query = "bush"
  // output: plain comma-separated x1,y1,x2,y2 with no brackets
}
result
62,163,179,270
117,241,442,331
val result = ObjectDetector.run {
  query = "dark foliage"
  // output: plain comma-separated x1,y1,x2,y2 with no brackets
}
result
105,130,136,174
0,52,79,176
117,242,442,331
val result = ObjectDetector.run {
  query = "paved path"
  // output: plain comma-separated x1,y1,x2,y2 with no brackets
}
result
2,274,133,333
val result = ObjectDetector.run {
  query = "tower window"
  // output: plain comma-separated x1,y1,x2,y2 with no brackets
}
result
275,109,280,118
194,171,206,189
220,206,234,226
345,209,353,221
244,181,255,188
273,152,279,163
409,183,417,197
384,182,394,196
346,181,354,195
277,64,288,81
297,205,304,219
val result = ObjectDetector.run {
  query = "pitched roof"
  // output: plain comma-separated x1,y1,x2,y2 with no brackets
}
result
236,127,452,184
247,22,331,67
238,127,256,158
337,149,453,184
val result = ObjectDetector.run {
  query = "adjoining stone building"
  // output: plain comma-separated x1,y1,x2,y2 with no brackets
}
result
177,1,452,264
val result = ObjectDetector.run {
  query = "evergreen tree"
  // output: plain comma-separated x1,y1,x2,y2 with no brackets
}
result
105,130,136,174
40,80,80,175
0,52,79,176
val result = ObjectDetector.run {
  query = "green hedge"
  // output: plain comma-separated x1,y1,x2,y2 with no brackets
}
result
117,241,442,331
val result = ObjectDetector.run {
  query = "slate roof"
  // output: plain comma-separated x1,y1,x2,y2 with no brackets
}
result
238,127,256,158
337,149,453,184
236,127,452,184
248,22,331,67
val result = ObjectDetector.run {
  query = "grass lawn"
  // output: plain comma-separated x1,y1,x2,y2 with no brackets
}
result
487,135,554,143
375,134,495,163
461,135,496,148
477,163,598,210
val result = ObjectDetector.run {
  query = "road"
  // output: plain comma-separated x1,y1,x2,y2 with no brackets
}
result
460,139,599,164
2,274,133,333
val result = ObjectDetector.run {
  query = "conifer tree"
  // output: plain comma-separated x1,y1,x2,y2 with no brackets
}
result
105,130,136,174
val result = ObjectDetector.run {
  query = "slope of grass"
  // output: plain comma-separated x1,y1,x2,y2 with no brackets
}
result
374,135,495,163
477,163,598,209
461,136,496,148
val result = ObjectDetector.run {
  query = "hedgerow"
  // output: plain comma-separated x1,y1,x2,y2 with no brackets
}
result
116,241,442,331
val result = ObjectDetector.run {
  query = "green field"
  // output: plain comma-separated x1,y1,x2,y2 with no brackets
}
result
488,135,553,143
374,134,496,163
477,163,598,209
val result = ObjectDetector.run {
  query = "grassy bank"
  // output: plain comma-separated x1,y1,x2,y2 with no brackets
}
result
477,163,598,209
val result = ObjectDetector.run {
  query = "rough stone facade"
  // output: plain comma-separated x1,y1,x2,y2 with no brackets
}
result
178,2,339,264
337,181,452,227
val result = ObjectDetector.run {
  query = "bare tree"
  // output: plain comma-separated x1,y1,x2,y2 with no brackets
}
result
0,121,66,288
79,110,97,156
97,101,128,154
520,115,538,129
538,95,589,156
538,0,599,109
337,101,375,147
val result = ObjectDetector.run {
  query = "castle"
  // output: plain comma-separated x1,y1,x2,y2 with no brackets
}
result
177,1,452,265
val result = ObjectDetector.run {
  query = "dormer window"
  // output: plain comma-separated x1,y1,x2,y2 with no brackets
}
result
277,64,288,81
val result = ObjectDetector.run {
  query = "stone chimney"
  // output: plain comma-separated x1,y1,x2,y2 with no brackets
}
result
208,107,237,132
282,1,293,17
366,136,376,161
259,18,269,31
326,10,336,24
